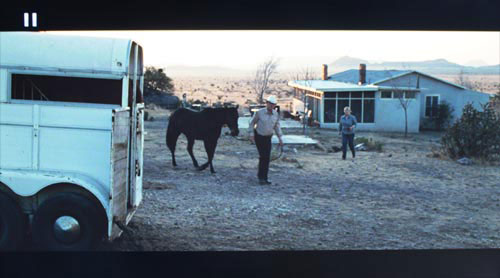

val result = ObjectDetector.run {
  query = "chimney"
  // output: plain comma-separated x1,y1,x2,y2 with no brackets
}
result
322,64,328,80
359,64,366,85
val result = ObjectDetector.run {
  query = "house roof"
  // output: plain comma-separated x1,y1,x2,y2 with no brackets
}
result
328,69,467,90
328,69,411,84
288,80,378,92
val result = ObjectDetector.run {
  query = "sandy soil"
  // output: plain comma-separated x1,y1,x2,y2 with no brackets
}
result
436,74,499,95
98,108,500,251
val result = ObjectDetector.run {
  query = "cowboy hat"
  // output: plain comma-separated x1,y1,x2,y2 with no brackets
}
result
266,95,277,104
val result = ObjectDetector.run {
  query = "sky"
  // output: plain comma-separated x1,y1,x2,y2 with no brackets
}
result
50,31,500,70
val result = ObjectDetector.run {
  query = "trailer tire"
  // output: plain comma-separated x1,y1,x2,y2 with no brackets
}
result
32,192,103,251
0,193,25,251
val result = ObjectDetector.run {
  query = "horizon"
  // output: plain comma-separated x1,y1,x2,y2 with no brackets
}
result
47,31,499,71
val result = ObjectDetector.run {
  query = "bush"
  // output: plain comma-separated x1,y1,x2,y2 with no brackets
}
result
355,137,384,152
434,101,454,131
441,103,500,161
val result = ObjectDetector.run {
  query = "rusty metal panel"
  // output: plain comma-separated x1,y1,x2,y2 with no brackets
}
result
110,109,130,222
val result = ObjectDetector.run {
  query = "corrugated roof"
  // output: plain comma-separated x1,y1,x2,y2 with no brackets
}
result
329,69,467,90
328,69,411,84
288,80,378,92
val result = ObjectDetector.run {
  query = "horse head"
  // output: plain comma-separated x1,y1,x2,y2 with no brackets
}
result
224,105,239,137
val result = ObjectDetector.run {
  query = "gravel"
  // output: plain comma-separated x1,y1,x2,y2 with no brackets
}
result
98,110,500,251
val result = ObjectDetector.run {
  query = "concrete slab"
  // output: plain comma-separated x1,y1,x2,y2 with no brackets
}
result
238,117,303,129
271,134,318,145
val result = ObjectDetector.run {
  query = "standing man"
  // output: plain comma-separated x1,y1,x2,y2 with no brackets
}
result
339,106,357,160
249,95,283,185
181,93,188,108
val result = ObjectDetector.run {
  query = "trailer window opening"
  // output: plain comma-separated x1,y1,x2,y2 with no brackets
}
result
11,74,123,105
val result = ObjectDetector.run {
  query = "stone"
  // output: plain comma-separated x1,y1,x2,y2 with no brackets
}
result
457,157,473,165
355,143,366,151
331,146,342,153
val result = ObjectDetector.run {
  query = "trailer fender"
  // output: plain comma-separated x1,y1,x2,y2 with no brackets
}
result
0,169,110,219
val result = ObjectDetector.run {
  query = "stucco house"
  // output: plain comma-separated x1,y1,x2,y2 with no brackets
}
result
288,64,491,132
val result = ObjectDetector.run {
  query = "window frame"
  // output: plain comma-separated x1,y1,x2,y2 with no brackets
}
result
381,91,393,99
424,94,440,118
8,70,125,108
323,90,375,123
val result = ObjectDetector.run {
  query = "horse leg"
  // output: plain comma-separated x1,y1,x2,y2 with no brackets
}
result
207,140,217,174
197,139,210,172
166,126,181,167
187,137,199,168
200,139,217,174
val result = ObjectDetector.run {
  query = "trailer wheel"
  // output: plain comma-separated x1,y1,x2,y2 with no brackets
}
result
0,193,25,251
32,192,103,251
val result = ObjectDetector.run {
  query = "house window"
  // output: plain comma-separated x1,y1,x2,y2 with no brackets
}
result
11,73,123,105
363,92,375,98
350,91,363,98
351,99,362,122
324,91,375,123
393,91,404,99
425,95,439,117
338,92,350,98
381,91,392,98
405,91,416,99
337,99,350,122
324,99,336,123
363,99,375,123
324,92,337,98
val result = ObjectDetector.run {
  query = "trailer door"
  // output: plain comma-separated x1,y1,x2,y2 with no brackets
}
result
127,42,144,210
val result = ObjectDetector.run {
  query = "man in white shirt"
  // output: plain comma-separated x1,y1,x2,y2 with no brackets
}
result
249,95,284,185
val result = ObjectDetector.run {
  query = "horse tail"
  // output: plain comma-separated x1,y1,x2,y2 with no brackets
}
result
166,111,181,166
166,112,178,149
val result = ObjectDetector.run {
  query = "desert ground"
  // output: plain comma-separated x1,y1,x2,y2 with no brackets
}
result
168,75,301,112
436,74,500,95
97,104,500,251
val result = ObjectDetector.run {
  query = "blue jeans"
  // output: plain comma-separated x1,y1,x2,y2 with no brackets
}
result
342,133,355,159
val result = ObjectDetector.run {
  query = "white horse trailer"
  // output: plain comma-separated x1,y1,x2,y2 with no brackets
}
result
0,32,144,250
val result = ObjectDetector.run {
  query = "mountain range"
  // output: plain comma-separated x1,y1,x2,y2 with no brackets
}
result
163,56,499,77
329,56,499,75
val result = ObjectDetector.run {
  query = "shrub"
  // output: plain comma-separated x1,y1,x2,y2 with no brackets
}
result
441,103,500,161
434,101,454,131
355,137,384,152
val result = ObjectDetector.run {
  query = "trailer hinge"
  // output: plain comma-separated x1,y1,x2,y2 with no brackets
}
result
135,160,141,176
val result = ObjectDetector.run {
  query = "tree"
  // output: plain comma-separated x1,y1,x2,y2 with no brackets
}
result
385,70,418,138
253,57,279,104
396,90,413,138
289,67,317,135
454,68,478,91
144,66,174,94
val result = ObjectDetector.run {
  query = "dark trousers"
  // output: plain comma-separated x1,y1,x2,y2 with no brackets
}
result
342,133,355,158
255,130,272,180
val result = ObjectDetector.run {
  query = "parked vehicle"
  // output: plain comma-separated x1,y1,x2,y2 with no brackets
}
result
0,32,144,250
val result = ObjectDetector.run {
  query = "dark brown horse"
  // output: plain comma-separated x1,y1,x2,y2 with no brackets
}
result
166,106,239,173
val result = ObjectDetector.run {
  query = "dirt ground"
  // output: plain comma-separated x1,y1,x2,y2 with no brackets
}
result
97,108,500,251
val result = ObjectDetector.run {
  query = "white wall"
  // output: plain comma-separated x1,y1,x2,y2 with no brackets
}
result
374,91,420,133
0,103,113,188
319,91,420,133
378,73,491,127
